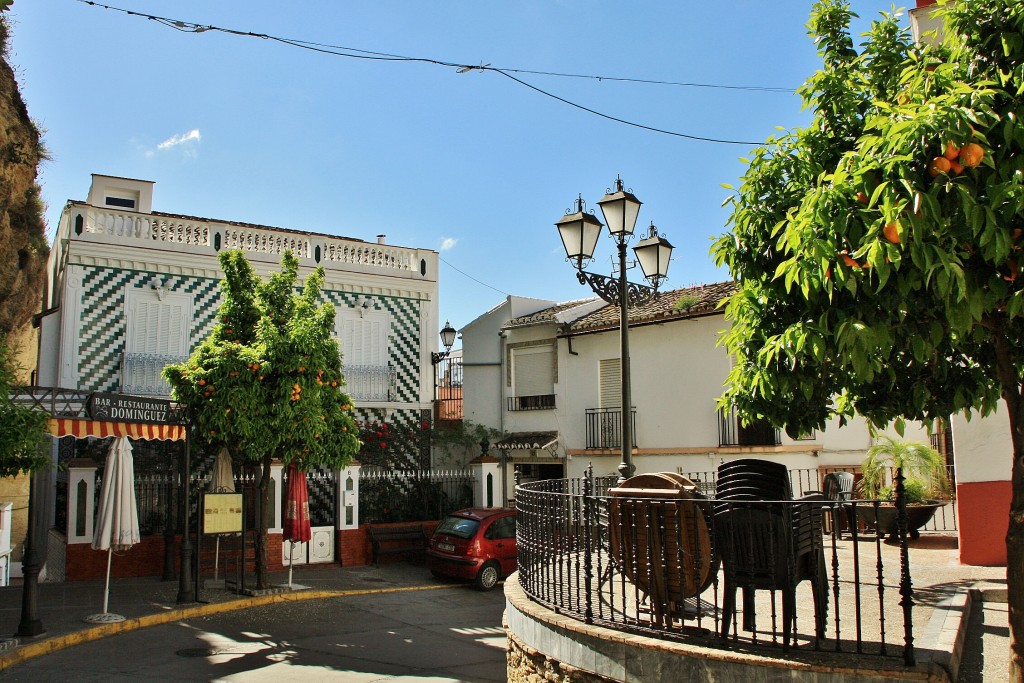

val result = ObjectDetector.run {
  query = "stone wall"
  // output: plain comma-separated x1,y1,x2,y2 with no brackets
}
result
507,631,615,683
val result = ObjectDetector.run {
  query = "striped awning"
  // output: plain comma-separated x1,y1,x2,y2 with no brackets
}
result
47,417,185,441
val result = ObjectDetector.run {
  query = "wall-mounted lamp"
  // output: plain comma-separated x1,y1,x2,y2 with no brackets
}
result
431,320,457,365
150,277,168,301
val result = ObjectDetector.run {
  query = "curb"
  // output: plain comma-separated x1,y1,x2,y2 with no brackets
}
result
917,588,969,682
916,580,1006,683
0,582,455,671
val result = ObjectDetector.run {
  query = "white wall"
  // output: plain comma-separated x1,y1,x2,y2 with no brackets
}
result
460,300,509,431
467,300,937,489
461,296,557,432
952,405,1013,484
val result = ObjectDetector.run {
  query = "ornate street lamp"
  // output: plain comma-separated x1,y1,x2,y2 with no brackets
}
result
555,176,673,483
431,320,457,365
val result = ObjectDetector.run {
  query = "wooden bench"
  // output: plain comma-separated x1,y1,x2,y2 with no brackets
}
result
368,524,428,565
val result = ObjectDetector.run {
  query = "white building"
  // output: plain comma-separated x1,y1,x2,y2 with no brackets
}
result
38,174,443,418
31,173,444,575
461,282,932,502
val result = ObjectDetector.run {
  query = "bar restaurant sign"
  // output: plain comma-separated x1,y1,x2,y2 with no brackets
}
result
88,392,173,425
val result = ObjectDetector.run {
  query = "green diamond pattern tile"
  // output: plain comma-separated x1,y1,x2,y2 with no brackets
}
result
77,267,425,404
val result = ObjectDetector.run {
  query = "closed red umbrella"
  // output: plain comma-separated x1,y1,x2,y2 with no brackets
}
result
283,461,311,587
283,461,311,543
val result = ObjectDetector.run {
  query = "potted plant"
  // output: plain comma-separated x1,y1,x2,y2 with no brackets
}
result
855,436,951,540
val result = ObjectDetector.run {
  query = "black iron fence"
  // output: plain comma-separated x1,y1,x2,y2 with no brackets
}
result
359,468,474,524
516,472,928,665
91,469,259,537
80,466,474,539
434,356,463,421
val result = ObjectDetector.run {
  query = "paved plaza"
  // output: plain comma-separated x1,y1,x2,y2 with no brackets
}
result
0,541,1009,682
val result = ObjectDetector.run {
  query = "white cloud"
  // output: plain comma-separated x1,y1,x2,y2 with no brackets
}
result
440,237,458,251
145,128,201,158
157,128,201,150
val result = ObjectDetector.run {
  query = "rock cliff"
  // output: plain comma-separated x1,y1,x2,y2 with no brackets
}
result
0,11,48,337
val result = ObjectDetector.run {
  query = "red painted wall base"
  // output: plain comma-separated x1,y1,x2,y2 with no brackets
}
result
957,480,1011,566
63,522,443,581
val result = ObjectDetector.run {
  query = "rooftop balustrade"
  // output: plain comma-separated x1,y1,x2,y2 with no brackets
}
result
63,204,428,276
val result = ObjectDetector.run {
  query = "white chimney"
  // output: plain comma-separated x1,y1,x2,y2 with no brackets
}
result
377,234,387,245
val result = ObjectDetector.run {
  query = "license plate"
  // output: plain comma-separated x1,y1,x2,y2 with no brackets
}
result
437,542,455,553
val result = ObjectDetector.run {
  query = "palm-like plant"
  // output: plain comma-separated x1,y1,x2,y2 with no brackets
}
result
861,436,951,503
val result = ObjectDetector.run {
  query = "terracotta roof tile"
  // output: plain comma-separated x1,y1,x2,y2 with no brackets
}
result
505,297,601,328
567,280,735,332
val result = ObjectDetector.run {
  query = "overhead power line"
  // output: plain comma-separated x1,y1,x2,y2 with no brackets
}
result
439,257,510,297
75,0,779,145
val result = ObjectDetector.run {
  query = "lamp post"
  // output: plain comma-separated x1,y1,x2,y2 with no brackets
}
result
555,176,673,484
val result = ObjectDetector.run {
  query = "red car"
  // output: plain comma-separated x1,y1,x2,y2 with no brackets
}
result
426,507,517,590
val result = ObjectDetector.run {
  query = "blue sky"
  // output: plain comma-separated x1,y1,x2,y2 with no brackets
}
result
12,1,906,341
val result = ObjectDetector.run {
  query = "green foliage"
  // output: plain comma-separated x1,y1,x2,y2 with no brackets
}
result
164,250,359,587
356,417,502,470
164,250,360,472
359,474,472,524
0,336,49,477
431,419,504,467
357,417,431,470
713,0,1024,437
861,436,950,501
673,293,700,311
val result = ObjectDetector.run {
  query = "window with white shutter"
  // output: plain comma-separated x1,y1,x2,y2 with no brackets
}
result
336,307,393,401
586,357,635,449
599,358,621,408
122,288,192,395
510,344,555,410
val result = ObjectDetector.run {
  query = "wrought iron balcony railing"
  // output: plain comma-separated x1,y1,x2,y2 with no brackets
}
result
718,405,781,447
585,407,637,449
343,364,397,402
120,353,189,396
507,394,556,411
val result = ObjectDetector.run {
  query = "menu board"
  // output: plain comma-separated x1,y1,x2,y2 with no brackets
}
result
202,493,243,534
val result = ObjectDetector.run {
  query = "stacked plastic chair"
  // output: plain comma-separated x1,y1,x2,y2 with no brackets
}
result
821,471,856,538
714,458,828,649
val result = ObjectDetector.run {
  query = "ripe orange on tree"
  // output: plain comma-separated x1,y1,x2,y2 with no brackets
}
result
928,156,952,176
959,142,984,168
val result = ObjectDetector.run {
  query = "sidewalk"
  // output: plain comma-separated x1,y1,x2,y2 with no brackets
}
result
0,537,1011,681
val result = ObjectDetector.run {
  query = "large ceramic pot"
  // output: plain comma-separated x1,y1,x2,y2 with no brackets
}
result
854,502,943,540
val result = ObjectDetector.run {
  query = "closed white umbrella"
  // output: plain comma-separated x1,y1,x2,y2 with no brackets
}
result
85,436,140,624
210,447,235,493
209,447,235,581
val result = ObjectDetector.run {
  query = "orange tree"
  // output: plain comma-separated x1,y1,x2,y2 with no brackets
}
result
713,1,1024,676
164,250,359,589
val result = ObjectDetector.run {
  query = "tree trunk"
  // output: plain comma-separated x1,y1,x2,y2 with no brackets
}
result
254,456,272,590
1005,395,1024,682
991,331,1024,681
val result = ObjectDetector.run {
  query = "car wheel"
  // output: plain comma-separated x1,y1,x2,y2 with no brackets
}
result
474,562,500,591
